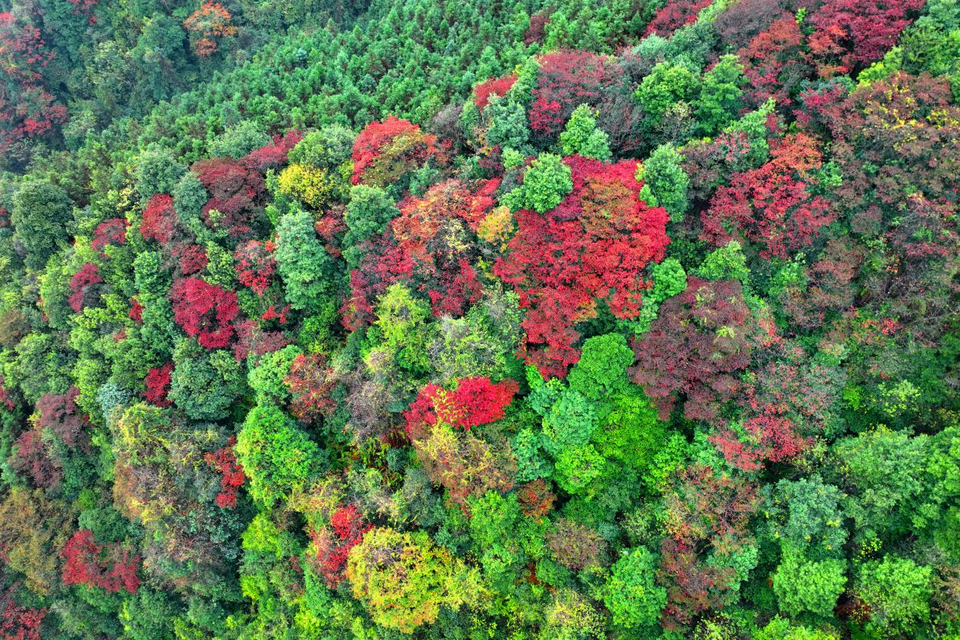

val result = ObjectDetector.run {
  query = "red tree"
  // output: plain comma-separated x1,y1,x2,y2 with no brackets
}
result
10,431,60,489
140,194,180,245
144,362,173,407
170,277,239,349
630,277,765,421
473,74,517,110
204,436,245,508
495,156,670,378
68,263,103,313
404,377,519,441
738,13,811,106
243,130,303,172
36,386,88,449
807,0,925,76
310,504,371,588
192,157,265,241
91,218,128,255
529,50,621,139
350,116,439,187
284,353,337,424
701,134,836,259
234,239,277,295
710,410,809,472
0,13,66,155
659,464,760,629
644,0,712,38
343,180,488,328
61,529,140,594
183,2,237,58
0,583,46,640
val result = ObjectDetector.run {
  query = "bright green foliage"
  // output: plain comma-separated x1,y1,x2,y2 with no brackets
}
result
696,241,750,283
248,345,301,405
855,556,933,636
773,549,847,617
467,491,543,592
567,333,633,401
594,390,665,475
169,339,246,421
696,54,745,136
502,153,573,213
559,105,611,161
834,427,930,538
754,617,840,640
638,144,689,221
172,171,209,224
484,99,532,153
347,527,467,633
342,185,399,267
274,210,337,313
11,180,74,271
542,390,599,455
236,404,322,508
602,547,667,630
373,283,435,374
763,476,847,558
555,444,606,495
289,125,355,169
628,257,687,335
430,290,523,384
209,122,271,159
636,60,700,126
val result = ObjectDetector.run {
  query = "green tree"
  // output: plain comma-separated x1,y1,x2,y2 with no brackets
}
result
12,180,74,271
602,547,667,630
502,153,573,213
236,404,322,508
773,549,847,617
275,210,337,313
696,54,745,136
342,185,399,267
559,105,611,161
347,527,470,633
856,556,933,636
638,144,689,221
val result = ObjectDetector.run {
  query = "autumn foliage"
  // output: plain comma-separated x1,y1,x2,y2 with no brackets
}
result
170,277,240,349
61,529,140,594
495,156,669,377
351,116,440,187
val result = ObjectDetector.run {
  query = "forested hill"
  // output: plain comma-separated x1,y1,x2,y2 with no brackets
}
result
0,0,959,638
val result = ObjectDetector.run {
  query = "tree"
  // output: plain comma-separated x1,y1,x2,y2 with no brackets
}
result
62,529,141,594
630,277,763,421
696,54,745,135
495,156,669,377
559,105,611,160
342,185,399,267
638,144,689,221
274,210,337,314
773,549,846,617
603,547,667,630
170,278,240,349
183,3,238,58
502,153,573,214
346,527,468,633
235,404,322,508
529,50,621,140
350,116,439,189
702,134,836,260
855,556,932,636
11,180,74,270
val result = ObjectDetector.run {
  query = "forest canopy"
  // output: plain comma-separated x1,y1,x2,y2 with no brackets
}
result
0,0,958,638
